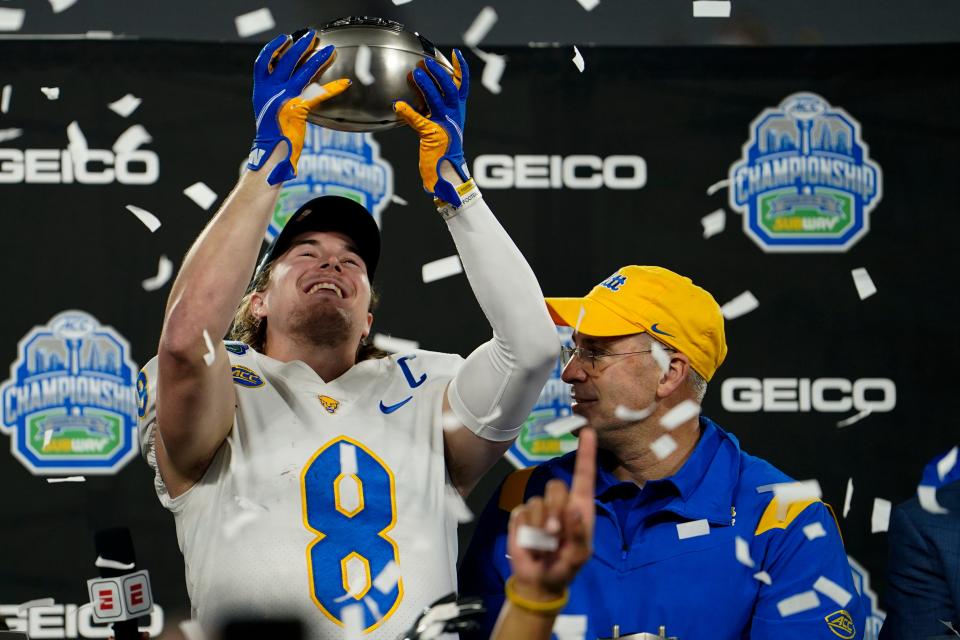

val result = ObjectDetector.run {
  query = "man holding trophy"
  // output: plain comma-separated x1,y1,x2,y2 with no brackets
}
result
136,25,559,639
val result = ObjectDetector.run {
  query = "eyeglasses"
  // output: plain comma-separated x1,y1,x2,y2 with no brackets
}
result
560,345,675,373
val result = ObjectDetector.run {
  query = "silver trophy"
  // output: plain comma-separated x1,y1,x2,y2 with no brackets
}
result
303,16,455,132
600,625,679,640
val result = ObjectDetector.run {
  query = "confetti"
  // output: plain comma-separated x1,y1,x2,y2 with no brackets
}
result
753,571,772,585
650,341,671,374
108,93,142,118
574,305,586,334
373,560,401,594
850,267,876,300
49,0,78,13
339,442,358,475
142,255,173,292
0,7,25,31
614,403,656,421
234,8,275,38
735,535,755,568
692,0,732,17
463,7,497,48
940,620,960,638
113,124,152,153
803,522,827,540
372,334,419,353
706,178,729,195
40,87,60,100
445,485,473,523
441,411,462,432
363,596,384,623
1,84,10,113
676,519,710,540
95,556,135,571
543,414,587,437
47,476,85,483
721,290,759,320
917,485,948,515
772,480,822,520
516,525,559,552
571,46,585,73
18,598,54,614
937,446,958,482
650,434,678,460
554,615,588,640
392,0,414,4
813,576,852,607
342,603,364,640
575,0,600,10
660,399,700,430
0,128,23,143
125,204,161,232
701,208,726,238
67,120,88,160
202,329,216,366
871,497,891,533
85,30,114,39
471,48,507,94
354,44,376,86
777,591,820,616
422,255,463,283
390,194,408,206
179,620,207,640
843,477,853,518
836,408,872,428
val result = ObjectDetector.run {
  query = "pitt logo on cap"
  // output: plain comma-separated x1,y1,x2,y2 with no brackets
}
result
318,395,340,414
825,609,855,639
600,274,627,292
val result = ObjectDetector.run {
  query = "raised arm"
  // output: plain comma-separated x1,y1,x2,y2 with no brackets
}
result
155,31,350,496
394,51,560,496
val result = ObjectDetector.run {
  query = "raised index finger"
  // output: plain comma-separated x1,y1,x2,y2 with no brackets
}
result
570,427,596,510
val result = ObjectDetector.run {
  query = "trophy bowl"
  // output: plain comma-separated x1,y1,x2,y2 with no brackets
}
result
303,16,454,132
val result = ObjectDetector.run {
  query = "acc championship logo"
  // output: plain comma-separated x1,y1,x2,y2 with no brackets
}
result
729,93,882,252
507,327,578,468
267,126,394,241
0,311,139,475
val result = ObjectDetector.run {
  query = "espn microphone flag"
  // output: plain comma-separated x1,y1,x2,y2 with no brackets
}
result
87,570,154,623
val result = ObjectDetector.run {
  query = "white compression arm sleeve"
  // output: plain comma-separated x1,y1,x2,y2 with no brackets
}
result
440,183,559,441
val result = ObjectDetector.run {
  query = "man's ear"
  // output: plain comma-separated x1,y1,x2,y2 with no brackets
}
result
363,312,373,339
251,292,267,320
656,353,691,399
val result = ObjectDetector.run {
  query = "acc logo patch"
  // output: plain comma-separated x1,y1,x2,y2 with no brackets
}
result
0,310,139,476
231,365,264,388
318,395,340,414
729,92,882,253
136,369,149,418
825,609,856,639
224,341,249,356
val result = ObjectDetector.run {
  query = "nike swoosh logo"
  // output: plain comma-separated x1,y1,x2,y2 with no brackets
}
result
379,396,413,414
650,323,675,337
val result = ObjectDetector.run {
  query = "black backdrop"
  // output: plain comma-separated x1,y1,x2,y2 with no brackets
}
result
1,40,957,638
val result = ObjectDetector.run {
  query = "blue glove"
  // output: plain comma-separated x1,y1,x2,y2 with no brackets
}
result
393,50,471,207
248,31,351,185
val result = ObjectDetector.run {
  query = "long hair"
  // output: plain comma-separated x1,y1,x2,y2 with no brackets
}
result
228,262,388,362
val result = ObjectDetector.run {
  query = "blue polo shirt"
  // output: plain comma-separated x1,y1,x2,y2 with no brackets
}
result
459,417,865,639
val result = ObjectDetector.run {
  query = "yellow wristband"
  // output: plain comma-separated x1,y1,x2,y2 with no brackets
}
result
504,576,569,615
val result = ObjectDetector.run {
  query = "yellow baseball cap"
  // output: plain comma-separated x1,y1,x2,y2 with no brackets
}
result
545,265,728,381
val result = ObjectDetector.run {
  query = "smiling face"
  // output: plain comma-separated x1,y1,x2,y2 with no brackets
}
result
251,230,373,352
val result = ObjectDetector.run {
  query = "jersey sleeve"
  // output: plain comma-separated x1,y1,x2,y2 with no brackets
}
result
136,354,188,512
749,498,866,639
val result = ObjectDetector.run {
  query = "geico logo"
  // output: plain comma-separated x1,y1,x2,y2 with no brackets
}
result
0,148,160,185
0,602,164,638
720,378,896,413
473,154,647,190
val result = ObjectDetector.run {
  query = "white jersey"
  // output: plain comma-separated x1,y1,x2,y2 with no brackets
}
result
138,342,466,640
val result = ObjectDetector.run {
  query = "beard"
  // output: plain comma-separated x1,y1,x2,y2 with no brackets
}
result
286,302,354,349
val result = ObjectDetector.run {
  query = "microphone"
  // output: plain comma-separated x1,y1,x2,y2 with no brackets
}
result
87,527,153,640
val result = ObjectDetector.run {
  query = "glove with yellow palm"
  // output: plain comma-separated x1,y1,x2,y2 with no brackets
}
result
393,50,473,208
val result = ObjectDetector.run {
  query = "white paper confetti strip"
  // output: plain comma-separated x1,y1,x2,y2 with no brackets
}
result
342,603,365,640
676,519,710,540
517,525,559,552
390,194,408,206
851,268,877,300
772,480,822,520
574,305,586,334
938,446,958,481
0,128,23,143
721,290,759,320
179,620,208,640
940,620,960,638
463,7,498,47
803,521,827,540
777,591,820,616
701,208,726,238
441,411,462,432
108,93,142,118
392,0,414,4
422,255,463,283
1,85,10,113
571,46,585,73
576,0,600,10
354,44,376,86
18,598,55,614
735,535,755,568
871,498,892,533
472,48,507,94
95,555,135,571
372,334,419,353
339,442,358,475
202,329,216,366
917,485,949,514
650,434,678,460
373,559,401,594
614,403,656,421
813,576,852,607
235,7,275,38
836,408,872,428
753,571,772,585
706,178,729,195
843,477,854,518
125,204,161,232
445,485,474,523
49,0,78,13
660,399,700,430
183,182,218,210
0,7,25,31
47,476,85,483
363,596,383,623
543,414,588,437
113,124,152,153
693,1,732,17
67,120,88,157
41,87,60,100
142,255,173,292
650,341,671,374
